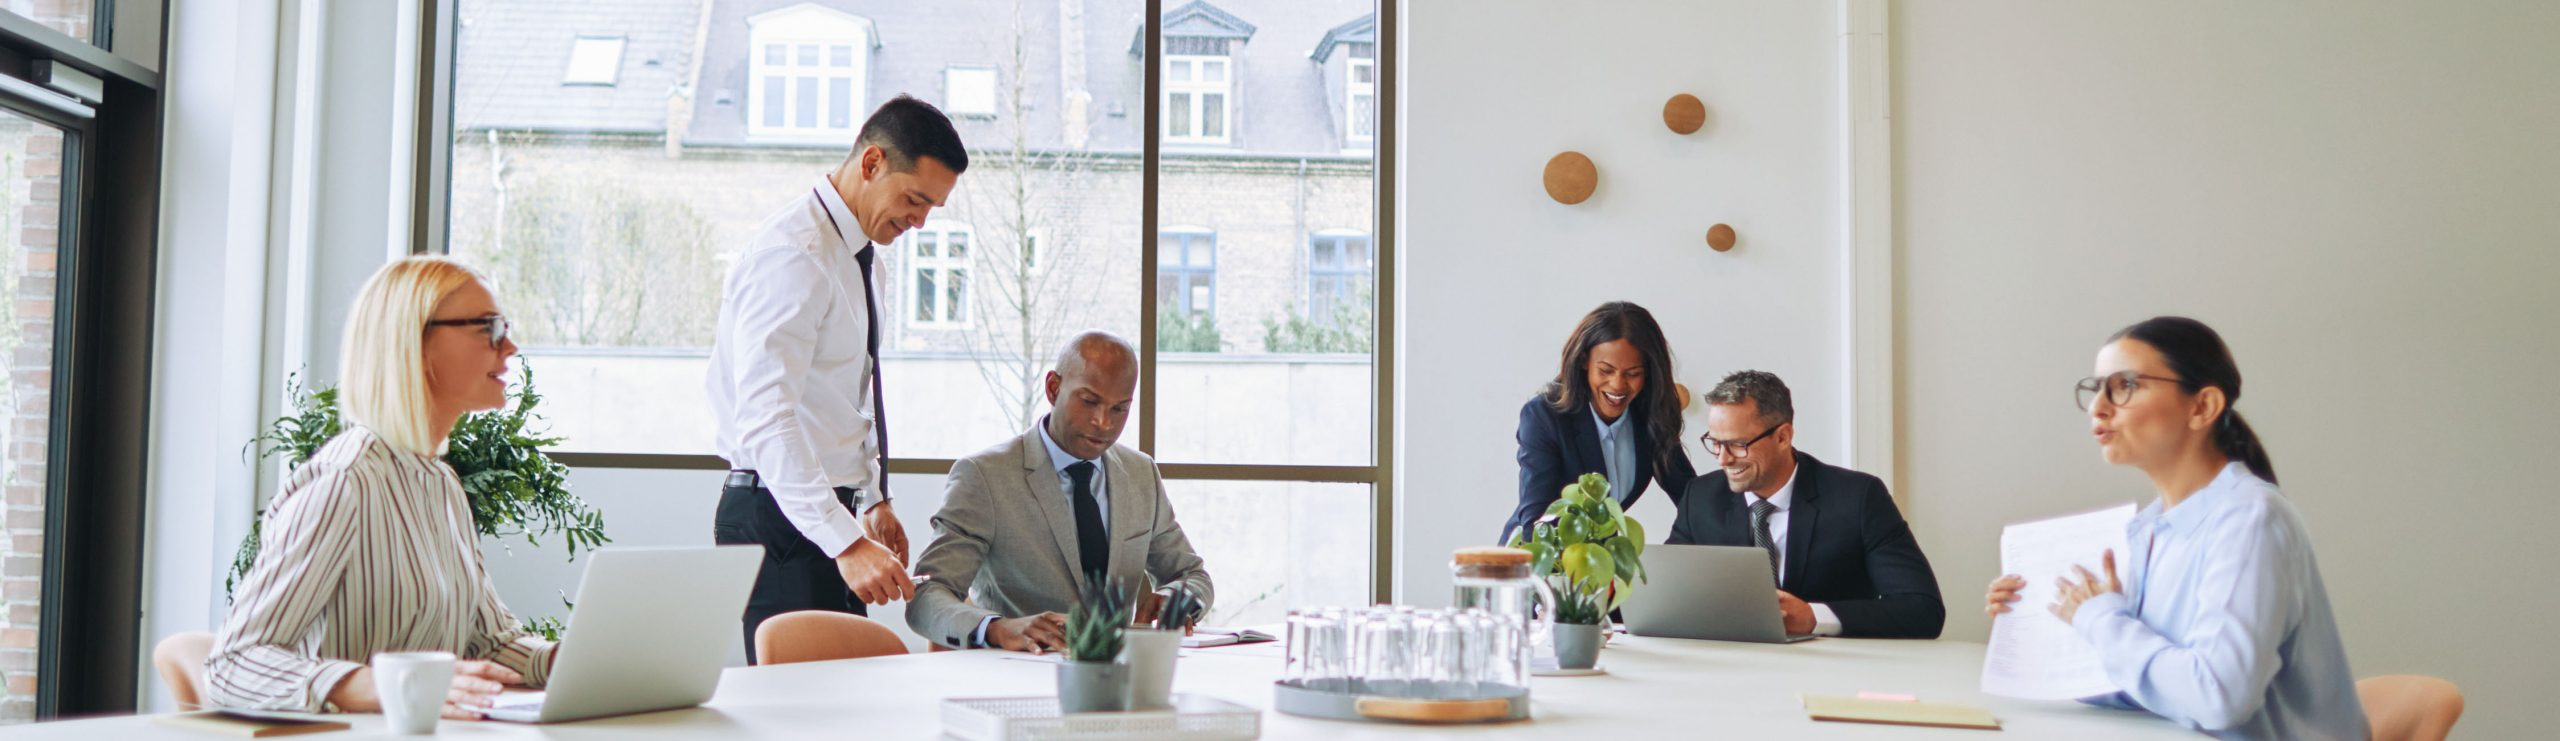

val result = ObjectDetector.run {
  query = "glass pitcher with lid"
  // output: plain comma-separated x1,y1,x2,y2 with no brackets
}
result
1449,546,1553,688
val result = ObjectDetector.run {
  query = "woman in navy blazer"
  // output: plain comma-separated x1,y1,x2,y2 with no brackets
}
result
1500,302,1698,545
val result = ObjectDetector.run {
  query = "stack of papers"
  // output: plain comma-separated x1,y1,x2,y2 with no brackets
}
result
1979,503,2136,700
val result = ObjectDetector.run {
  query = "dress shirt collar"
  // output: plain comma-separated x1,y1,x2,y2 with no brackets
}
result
1589,404,1633,444
812,174,868,252
1035,416,1099,475
2147,460,2251,535
1740,464,1800,512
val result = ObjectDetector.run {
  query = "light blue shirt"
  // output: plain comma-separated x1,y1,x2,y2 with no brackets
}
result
1590,406,1638,503
2070,462,2367,740
975,420,1110,647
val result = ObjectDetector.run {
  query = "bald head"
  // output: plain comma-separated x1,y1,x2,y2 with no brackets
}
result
1052,330,1137,384
1044,330,1138,460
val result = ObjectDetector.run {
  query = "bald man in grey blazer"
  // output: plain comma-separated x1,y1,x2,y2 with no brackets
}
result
909,331,1214,651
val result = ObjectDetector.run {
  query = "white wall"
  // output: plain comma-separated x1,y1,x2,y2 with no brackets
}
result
1396,0,1848,605
1895,2,2560,737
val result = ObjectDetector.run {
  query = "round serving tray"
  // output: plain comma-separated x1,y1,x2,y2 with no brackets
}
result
1273,679,1530,724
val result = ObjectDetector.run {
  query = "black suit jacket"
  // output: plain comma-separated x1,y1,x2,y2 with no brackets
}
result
1500,395,1698,545
1667,451,1945,638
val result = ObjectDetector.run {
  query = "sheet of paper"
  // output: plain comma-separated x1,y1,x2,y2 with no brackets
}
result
1979,502,2136,700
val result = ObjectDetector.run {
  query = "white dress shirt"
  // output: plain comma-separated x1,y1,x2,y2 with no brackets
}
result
1741,466,1843,636
707,175,883,559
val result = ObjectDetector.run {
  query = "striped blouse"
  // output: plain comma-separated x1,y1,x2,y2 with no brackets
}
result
205,426,556,712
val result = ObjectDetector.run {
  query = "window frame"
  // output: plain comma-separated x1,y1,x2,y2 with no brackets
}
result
420,0,1400,605
0,4,168,719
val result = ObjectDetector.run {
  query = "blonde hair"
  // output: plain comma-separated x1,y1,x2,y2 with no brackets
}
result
339,256,488,457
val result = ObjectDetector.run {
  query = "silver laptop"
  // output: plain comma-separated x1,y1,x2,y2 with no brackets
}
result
1621,544,1817,644
484,545,761,723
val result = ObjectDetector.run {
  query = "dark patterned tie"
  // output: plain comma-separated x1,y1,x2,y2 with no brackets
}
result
1066,461,1107,580
1750,499,1781,588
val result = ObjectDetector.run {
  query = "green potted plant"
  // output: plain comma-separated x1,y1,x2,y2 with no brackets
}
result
232,366,609,639
1507,472,1648,670
1059,575,1136,713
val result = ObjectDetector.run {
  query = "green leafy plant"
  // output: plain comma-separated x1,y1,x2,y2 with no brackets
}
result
1064,575,1135,663
1156,306,1221,353
1507,473,1649,616
229,364,609,599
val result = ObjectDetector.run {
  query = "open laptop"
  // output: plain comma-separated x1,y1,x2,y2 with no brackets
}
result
483,545,761,723
1621,544,1817,644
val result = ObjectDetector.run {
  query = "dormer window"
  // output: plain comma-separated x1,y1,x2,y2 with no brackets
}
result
1313,14,1378,151
1141,2,1255,146
747,3,877,142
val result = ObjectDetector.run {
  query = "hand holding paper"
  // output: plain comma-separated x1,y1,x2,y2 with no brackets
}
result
1979,503,2135,701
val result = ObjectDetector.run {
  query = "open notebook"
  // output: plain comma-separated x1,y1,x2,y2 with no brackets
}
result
1180,626,1276,648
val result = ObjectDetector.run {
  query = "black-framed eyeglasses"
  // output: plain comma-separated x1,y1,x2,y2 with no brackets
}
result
426,315,511,350
1701,423,1784,459
2075,370,2184,411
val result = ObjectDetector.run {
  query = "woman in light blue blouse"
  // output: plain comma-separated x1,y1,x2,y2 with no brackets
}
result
1985,317,2366,740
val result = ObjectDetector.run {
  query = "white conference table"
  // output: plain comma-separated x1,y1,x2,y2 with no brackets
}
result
25,637,2201,739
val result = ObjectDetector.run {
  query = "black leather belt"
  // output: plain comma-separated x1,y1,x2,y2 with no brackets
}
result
727,470,867,508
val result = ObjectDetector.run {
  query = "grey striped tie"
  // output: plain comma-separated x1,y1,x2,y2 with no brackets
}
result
1749,499,1780,587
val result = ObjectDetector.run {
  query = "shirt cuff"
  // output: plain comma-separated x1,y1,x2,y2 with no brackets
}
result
313,659,366,713
798,500,866,558
2069,591,2132,637
1810,602,1843,636
972,615,1000,648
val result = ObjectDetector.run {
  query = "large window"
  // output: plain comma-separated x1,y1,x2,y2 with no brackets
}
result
442,0,1388,624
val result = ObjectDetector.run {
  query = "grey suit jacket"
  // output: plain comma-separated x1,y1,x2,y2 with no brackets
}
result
908,426,1214,648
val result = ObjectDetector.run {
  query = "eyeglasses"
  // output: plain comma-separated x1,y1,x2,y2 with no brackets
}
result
1700,422,1783,459
426,315,511,350
2075,370,2184,411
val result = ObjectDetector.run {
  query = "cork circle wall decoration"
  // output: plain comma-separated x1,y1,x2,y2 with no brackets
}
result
1707,223,1737,252
1663,93,1706,135
1543,151,1598,205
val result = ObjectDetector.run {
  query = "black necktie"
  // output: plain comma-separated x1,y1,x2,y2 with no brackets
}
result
1066,461,1107,580
853,242,891,504
1750,499,1781,588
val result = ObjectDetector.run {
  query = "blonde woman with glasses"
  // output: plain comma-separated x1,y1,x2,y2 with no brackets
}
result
205,257,554,719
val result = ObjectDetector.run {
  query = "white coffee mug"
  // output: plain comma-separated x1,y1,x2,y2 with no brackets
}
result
372,651,456,735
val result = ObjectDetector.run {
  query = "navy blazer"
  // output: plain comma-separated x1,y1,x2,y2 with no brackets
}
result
1667,451,1946,638
1500,394,1698,546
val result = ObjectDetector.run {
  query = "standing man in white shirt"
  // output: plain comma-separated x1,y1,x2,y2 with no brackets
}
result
709,95,968,658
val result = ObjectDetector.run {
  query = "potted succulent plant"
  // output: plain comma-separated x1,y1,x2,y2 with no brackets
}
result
1120,587,1196,711
1508,472,1649,670
1058,576,1136,713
